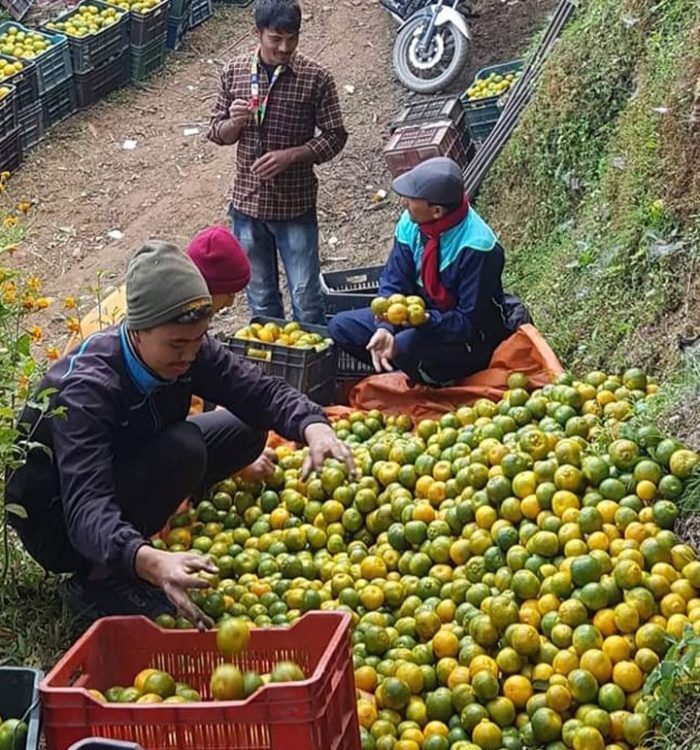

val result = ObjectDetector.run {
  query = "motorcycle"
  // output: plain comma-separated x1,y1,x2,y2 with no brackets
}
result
381,0,475,95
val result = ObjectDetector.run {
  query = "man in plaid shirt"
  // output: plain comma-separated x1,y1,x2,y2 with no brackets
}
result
208,0,348,324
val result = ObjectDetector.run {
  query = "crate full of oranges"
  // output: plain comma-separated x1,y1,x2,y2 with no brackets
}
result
232,319,332,352
370,293,429,327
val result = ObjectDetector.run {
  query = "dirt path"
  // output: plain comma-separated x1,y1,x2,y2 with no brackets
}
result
8,0,556,341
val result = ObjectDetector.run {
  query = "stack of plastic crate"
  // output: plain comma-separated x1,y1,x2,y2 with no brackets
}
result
165,0,193,50
45,1,130,110
127,0,171,84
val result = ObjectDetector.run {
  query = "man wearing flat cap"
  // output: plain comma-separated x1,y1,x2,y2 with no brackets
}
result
330,157,511,385
6,241,353,628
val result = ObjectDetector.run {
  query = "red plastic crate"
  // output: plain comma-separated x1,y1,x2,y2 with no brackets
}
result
383,121,470,177
40,612,360,750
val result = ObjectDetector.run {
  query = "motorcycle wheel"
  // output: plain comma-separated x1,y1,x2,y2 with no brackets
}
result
393,16,469,94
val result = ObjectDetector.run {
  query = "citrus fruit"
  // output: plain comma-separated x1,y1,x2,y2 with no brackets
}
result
216,617,250,656
142,671,176,699
210,664,244,700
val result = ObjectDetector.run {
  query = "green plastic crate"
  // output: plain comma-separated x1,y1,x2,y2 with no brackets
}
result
0,667,43,750
129,35,166,82
461,58,523,142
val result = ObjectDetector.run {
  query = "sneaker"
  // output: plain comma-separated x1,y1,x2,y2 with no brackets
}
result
60,575,175,621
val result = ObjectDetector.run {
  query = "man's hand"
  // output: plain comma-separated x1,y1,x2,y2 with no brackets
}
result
228,98,252,128
251,148,297,180
367,328,396,373
302,422,356,480
238,447,276,483
135,546,217,630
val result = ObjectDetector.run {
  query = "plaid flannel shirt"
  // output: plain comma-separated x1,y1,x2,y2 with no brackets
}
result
208,51,348,221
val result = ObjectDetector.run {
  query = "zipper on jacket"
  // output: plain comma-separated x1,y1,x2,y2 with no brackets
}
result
148,395,162,431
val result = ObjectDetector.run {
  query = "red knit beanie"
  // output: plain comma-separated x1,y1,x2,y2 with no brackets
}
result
186,226,251,294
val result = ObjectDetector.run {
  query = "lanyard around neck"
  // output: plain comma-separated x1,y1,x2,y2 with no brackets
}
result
250,53,285,129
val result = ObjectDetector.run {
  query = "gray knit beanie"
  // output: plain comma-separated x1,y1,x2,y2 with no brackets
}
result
126,240,212,330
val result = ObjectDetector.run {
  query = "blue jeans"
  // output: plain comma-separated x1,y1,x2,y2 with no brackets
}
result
329,307,496,385
230,208,325,324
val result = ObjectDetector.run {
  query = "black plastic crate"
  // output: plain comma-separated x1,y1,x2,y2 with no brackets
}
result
390,95,464,133
18,101,44,151
320,264,383,319
169,0,193,17
0,666,42,750
462,100,500,143
221,316,337,405
165,15,187,50
74,48,129,109
2,0,32,21
41,76,78,128
337,349,374,378
188,0,213,28
45,0,129,75
129,0,170,47
0,54,40,111
213,0,253,5
129,35,166,83
0,84,17,135
0,127,22,172
0,23,73,96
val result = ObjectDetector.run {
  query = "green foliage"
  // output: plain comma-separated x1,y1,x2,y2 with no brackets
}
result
0,257,63,584
480,0,700,372
644,627,700,749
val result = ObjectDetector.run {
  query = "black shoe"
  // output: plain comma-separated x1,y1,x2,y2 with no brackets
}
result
60,575,175,621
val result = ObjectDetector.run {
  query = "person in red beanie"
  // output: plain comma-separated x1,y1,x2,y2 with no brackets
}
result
186,225,252,314
187,224,277,481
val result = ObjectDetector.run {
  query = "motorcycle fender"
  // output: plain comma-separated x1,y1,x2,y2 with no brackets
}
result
396,7,432,32
435,6,471,38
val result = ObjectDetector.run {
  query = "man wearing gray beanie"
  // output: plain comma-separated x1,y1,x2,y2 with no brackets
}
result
6,240,352,628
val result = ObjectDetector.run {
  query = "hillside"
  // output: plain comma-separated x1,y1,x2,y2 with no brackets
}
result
480,0,700,384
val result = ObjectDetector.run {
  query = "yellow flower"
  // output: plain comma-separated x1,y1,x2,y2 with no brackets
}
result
3,281,17,304
0,184,5,195
46,346,60,361
66,316,81,334
0,171,10,182
35,297,50,309
22,294,36,311
26,276,41,293
3,215,18,228
16,201,31,214
28,325,42,342
63,295,78,310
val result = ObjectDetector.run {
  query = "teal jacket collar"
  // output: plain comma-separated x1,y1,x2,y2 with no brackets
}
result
119,322,168,396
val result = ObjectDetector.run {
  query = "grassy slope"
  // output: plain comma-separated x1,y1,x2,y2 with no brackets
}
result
479,0,700,374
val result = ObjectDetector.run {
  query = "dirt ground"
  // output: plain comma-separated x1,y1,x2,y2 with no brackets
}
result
8,0,557,342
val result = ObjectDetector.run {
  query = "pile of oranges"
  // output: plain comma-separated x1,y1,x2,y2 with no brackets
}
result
154,368,700,750
371,294,429,327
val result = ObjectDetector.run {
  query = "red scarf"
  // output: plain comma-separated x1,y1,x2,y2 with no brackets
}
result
419,194,470,310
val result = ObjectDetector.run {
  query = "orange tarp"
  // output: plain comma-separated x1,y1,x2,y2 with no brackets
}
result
344,324,563,421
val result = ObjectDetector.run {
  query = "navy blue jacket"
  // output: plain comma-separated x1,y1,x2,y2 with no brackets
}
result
7,324,326,576
379,207,509,344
